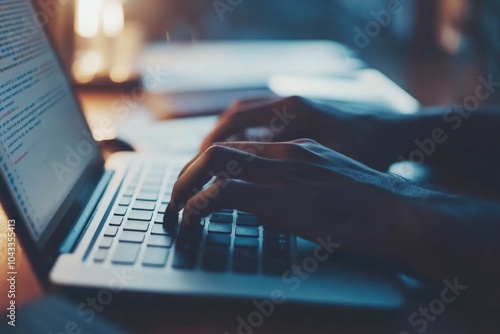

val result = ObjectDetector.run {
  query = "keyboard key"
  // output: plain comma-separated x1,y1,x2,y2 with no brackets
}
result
263,238,289,253
128,210,153,221
263,237,291,275
148,235,173,248
141,181,162,192
119,231,145,243
158,203,168,213
233,248,258,273
163,211,179,227
161,194,171,204
151,224,173,236
112,242,141,264
104,226,118,237
179,224,204,239
147,169,164,177
172,251,198,269
148,169,161,177
124,221,149,232
210,213,233,223
234,237,259,248
202,245,229,272
118,197,131,206
123,187,135,197
154,213,164,224
99,237,114,249
206,234,231,246
208,222,232,234
128,179,139,187
94,249,108,262
219,208,233,213
109,216,123,226
172,239,200,269
150,163,166,170
263,229,288,239
236,215,260,226
235,226,259,238
132,200,156,211
145,173,164,181
142,247,170,267
136,191,158,201
114,206,127,216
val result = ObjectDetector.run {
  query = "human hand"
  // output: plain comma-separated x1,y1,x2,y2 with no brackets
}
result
166,139,417,263
200,96,404,170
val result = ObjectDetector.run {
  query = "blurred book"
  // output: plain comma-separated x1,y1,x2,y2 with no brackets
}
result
139,40,364,118
143,87,278,119
268,69,420,114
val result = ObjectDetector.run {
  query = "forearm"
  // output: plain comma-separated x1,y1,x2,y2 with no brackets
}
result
397,185,500,305
392,106,500,176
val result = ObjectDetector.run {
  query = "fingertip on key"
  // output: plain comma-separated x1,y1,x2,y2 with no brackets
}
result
163,209,179,228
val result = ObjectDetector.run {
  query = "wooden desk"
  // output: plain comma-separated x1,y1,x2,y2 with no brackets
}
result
0,89,498,334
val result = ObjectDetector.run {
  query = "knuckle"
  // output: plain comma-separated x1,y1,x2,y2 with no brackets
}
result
205,144,226,159
282,141,304,157
285,95,304,105
283,139,323,160
184,197,195,210
292,138,317,145
214,176,232,189
229,99,247,110
221,112,242,127
218,177,235,189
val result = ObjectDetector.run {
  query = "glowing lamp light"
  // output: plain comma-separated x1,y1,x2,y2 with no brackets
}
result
73,0,137,84
75,0,103,38
72,51,104,83
102,0,125,38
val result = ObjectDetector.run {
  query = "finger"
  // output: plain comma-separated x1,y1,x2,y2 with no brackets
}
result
181,179,278,225
213,141,292,160
215,98,282,126
167,144,282,213
177,141,288,181
220,141,331,163
201,102,282,151
222,97,280,115
178,140,326,188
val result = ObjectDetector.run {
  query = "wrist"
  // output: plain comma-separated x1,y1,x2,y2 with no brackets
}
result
387,180,448,280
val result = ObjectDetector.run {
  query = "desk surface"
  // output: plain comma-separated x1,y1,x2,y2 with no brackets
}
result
0,89,498,334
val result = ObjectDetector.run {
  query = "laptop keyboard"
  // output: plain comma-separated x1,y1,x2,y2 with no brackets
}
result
90,161,292,275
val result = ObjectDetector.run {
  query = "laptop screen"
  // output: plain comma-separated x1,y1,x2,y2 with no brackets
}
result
0,0,101,244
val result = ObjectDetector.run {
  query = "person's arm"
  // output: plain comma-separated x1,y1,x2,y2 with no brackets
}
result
391,182,500,306
166,139,500,306
387,105,500,177
198,97,500,176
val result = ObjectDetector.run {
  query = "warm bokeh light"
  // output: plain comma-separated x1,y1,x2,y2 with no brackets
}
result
75,0,103,38
437,0,467,55
102,0,125,38
109,65,130,83
72,51,104,83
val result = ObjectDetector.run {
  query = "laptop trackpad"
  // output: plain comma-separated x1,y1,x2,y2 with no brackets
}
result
288,237,406,309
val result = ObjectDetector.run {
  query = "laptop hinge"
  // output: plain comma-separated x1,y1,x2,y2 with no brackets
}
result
59,170,115,254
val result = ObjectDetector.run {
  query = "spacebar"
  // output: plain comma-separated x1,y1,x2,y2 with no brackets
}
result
112,242,141,264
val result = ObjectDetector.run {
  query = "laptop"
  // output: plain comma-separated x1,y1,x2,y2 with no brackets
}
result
0,0,409,310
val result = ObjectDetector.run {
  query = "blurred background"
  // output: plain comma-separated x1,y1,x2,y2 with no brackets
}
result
39,0,500,107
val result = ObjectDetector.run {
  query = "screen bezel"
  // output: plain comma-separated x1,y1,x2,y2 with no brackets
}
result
0,0,105,282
